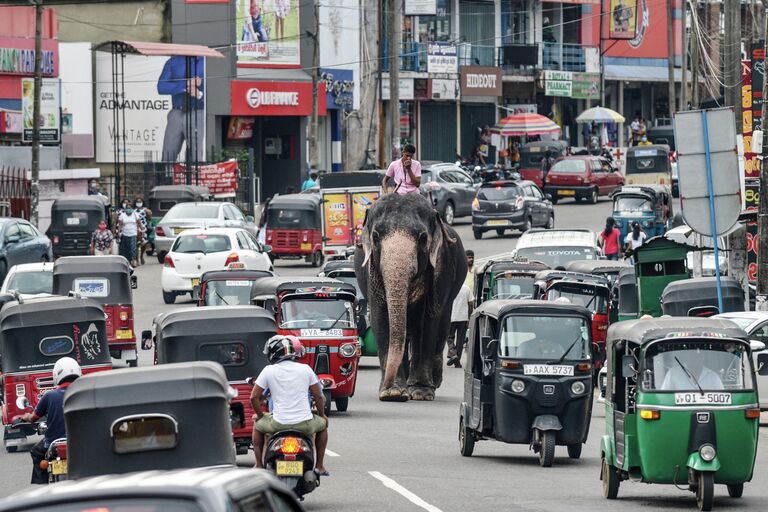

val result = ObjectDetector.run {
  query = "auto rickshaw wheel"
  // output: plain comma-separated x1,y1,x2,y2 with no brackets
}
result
726,484,743,498
601,457,620,499
696,472,714,511
334,397,349,412
538,431,555,467
459,416,474,457
322,390,332,416
567,444,582,459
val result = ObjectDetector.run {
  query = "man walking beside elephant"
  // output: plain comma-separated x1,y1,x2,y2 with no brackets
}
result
383,144,421,194
447,283,474,368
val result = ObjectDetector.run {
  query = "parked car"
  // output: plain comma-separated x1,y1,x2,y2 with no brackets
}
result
543,155,624,204
0,217,52,283
471,180,554,239
511,229,601,269
161,227,272,304
0,262,53,298
154,202,257,264
420,163,477,225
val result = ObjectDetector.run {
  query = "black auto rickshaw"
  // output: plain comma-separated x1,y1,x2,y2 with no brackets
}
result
460,300,594,467
474,258,550,305
63,361,236,479
52,256,138,366
147,185,211,254
143,306,274,455
47,196,110,258
196,264,274,306
661,277,746,317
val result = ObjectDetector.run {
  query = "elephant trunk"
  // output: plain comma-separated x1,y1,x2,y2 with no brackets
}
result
379,231,417,388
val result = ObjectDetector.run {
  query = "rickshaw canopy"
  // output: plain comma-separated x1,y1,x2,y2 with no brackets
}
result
52,256,133,304
268,194,321,212
565,259,630,277
318,171,386,189
617,267,638,317
473,299,593,323
251,276,352,299
149,185,211,201
660,277,745,316
606,317,749,350
49,197,108,230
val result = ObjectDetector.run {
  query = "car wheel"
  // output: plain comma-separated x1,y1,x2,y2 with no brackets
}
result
473,229,483,240
162,291,176,304
0,260,7,285
442,201,455,226
520,217,532,233
157,251,167,265
588,187,599,204
496,229,505,236
546,214,555,229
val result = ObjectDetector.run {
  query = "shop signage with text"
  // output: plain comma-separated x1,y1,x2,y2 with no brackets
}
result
231,81,326,116
460,66,502,96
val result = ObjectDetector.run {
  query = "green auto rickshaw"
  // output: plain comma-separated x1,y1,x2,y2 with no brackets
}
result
601,317,763,511
631,236,691,317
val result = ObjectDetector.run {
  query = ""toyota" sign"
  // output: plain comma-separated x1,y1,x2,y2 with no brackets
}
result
232,81,326,116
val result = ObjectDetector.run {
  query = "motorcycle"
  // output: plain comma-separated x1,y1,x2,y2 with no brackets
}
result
40,438,68,483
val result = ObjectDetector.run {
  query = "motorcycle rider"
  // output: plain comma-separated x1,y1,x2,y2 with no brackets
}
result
20,357,81,484
250,335,329,475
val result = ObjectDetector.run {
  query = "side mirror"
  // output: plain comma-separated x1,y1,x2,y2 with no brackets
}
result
481,335,496,358
246,215,255,223
130,275,138,289
758,353,768,376
263,245,273,253
15,396,29,410
621,354,636,377
141,330,153,350
544,193,553,201
750,340,766,353
6,235,19,244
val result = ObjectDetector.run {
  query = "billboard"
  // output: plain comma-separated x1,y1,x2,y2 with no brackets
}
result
427,43,458,74
96,53,206,163
236,0,300,67
609,0,638,39
21,77,60,143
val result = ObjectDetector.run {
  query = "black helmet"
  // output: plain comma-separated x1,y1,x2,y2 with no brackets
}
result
263,335,305,364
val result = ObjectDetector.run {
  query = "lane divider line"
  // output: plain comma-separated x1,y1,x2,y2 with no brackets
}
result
326,449,340,457
368,471,444,512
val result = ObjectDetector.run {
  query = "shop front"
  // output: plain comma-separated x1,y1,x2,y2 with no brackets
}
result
459,66,501,163
230,80,326,199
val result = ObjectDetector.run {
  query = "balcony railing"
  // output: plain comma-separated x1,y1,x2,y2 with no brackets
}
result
458,43,495,67
542,43,591,72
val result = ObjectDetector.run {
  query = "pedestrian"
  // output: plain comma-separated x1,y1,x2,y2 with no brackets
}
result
302,170,319,191
638,135,652,146
90,219,114,256
598,217,621,261
623,221,647,260
118,204,141,267
258,196,271,245
383,143,421,194
134,197,152,265
630,112,642,146
447,283,474,368
464,250,475,290
588,127,601,155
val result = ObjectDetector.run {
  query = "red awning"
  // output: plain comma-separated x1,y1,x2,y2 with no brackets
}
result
94,40,224,59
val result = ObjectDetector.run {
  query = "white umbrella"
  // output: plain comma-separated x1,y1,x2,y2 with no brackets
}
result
576,106,626,124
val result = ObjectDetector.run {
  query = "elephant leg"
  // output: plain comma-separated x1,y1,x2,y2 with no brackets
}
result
369,292,407,401
432,309,452,389
407,310,438,401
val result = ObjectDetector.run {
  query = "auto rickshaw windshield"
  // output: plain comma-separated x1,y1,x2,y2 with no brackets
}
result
268,209,317,229
548,284,608,314
493,276,535,299
515,247,596,268
499,315,590,360
641,340,754,392
204,279,256,305
280,298,355,329
614,196,652,212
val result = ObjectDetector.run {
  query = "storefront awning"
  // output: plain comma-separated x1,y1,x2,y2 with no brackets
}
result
605,64,683,83
94,41,224,58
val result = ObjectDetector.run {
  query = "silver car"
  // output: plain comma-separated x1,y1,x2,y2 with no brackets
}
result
154,202,256,263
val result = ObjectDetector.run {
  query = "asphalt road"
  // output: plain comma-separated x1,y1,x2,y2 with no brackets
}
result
2,196,768,511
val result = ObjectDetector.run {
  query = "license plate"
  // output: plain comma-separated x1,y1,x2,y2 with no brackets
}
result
173,227,187,235
51,459,68,475
523,364,574,376
300,243,311,251
674,392,732,405
558,190,576,196
276,460,303,476
116,329,133,340
191,278,200,287
486,220,509,226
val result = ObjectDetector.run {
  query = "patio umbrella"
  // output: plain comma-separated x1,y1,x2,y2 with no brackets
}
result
489,113,561,136
576,106,625,124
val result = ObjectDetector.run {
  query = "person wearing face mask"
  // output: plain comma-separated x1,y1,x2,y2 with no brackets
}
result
118,203,141,267
134,197,152,266
90,219,114,256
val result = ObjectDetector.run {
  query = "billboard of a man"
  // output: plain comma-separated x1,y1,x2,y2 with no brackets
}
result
157,55,204,162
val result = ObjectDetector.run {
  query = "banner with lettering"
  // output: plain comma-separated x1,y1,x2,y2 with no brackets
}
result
173,160,238,198
742,60,758,179
322,193,352,246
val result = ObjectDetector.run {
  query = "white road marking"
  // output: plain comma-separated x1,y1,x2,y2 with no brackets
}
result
325,449,340,457
368,471,443,512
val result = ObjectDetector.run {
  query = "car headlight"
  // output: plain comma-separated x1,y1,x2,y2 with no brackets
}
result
511,380,525,393
339,343,357,358
699,444,716,462
571,381,586,395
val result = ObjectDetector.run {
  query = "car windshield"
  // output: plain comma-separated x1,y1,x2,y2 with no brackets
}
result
642,340,753,391
548,284,608,314
34,498,203,512
280,298,354,329
492,277,535,299
500,315,590,360
172,234,231,254
204,279,256,305
267,209,317,229
478,186,521,201
6,271,52,295
164,204,219,220
551,160,586,173
614,197,652,212
515,246,596,268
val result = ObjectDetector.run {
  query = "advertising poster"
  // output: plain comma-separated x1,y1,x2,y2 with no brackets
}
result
96,52,206,163
21,78,60,143
236,0,300,67
742,60,759,179
427,43,458,74
322,193,352,246
609,0,637,39
404,0,436,15
745,180,759,282
752,44,764,181
173,160,238,198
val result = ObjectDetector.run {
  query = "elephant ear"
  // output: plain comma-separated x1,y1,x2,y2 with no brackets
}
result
429,212,456,269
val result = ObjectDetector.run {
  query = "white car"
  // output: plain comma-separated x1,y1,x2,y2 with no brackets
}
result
713,312,768,410
0,262,54,299
665,224,728,277
161,228,272,304
511,229,602,269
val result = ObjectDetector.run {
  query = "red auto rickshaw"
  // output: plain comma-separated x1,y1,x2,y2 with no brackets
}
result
52,256,138,367
252,277,360,414
265,194,324,267
1,295,112,452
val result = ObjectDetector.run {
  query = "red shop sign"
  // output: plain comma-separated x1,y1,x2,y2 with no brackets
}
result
231,81,326,116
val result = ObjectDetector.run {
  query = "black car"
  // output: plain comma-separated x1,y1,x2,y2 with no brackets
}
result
471,180,554,239
420,162,477,225
0,217,53,283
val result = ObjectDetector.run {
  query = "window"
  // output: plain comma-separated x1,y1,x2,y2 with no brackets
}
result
267,209,316,230
205,279,256,306
4,222,20,240
230,205,245,221
164,204,220,220
439,171,458,184
550,160,586,173
35,498,203,512
73,277,110,298
492,276,535,299
454,170,473,186
530,186,544,199
223,206,234,220
236,493,269,512
515,246,596,268
548,284,608,314
751,324,768,344
18,222,37,239
246,232,263,251
523,185,536,197
7,271,53,295
198,342,248,366
615,197,653,212
159,200,177,212
478,186,521,201
499,315,590,360
236,232,251,250
112,414,178,454
39,335,74,357
172,234,232,254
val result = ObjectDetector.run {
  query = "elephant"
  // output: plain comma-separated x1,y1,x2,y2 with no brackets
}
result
355,193,468,401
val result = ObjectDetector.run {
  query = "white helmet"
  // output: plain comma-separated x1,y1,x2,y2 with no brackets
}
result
53,357,82,385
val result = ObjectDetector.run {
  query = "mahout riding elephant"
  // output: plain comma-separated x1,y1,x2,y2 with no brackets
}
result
355,193,467,401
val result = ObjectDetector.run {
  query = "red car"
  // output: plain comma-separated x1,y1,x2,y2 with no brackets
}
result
544,156,624,204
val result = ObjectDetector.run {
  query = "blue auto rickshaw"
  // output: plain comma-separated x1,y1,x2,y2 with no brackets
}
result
611,185,673,240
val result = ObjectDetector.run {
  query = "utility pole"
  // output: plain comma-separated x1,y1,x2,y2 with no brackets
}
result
758,0,768,310
308,0,320,171
691,1,699,108
667,0,675,118
681,0,688,110
30,0,43,227
386,0,400,160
